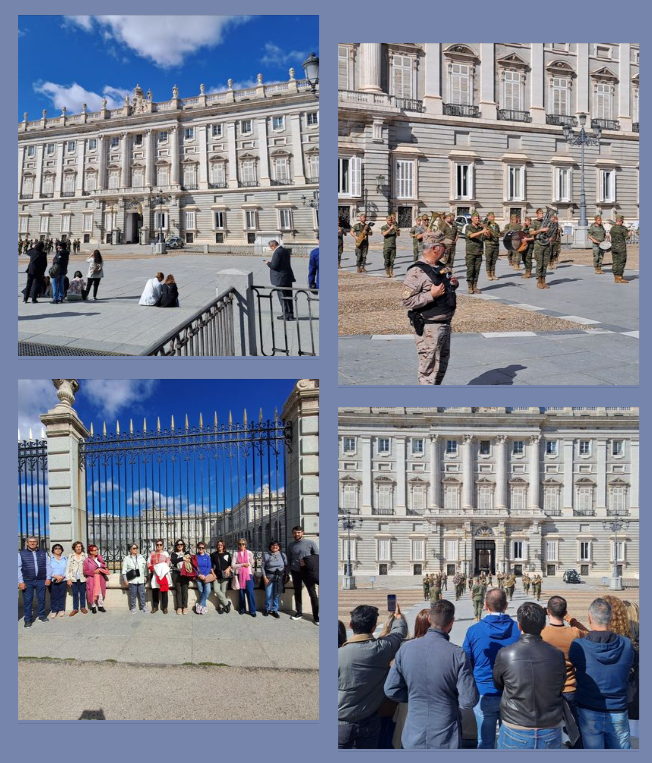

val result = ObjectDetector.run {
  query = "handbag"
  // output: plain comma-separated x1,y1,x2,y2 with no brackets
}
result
561,698,580,747
126,567,140,581
203,571,217,583
49,263,60,278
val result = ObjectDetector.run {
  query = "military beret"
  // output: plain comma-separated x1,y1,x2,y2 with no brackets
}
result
616,215,625,222
487,212,495,217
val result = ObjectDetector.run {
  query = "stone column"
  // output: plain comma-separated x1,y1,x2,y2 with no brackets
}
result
429,434,440,509
198,124,208,189
75,139,85,195
54,141,65,197
121,132,130,188
563,439,574,512
577,43,590,115
530,43,546,124
630,438,639,510
395,437,406,515
495,435,507,510
97,136,106,190
18,145,25,194
145,130,154,187
34,144,44,197
528,435,541,510
618,43,632,131
597,439,607,511
40,381,89,555
361,437,372,513
290,114,306,185
170,125,180,185
423,43,443,115
226,122,238,188
462,435,474,509
480,42,497,120
257,117,270,186
281,380,319,541
359,43,383,93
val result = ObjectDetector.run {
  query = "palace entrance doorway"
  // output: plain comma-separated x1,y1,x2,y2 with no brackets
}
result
474,540,495,576
125,212,143,244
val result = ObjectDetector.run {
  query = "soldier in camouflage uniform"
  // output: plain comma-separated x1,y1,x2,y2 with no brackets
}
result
422,575,430,601
487,571,493,587
381,215,400,278
338,219,344,268
530,208,552,289
429,574,442,603
350,214,372,273
587,215,608,274
465,213,488,294
504,572,516,601
522,572,531,596
497,571,505,589
468,573,474,593
532,573,542,600
409,216,426,262
483,212,502,281
521,217,535,278
502,214,523,268
445,213,459,268
548,214,562,271
438,214,454,267
609,215,631,284
453,571,462,600
472,577,486,621
441,571,447,591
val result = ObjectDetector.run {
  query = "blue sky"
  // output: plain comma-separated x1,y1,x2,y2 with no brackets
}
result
18,15,318,120
19,379,298,529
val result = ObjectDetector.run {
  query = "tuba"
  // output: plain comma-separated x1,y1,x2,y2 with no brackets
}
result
355,221,373,246
537,206,558,246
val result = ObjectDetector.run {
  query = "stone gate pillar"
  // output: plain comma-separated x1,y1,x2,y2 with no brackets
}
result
40,380,89,554
282,379,319,544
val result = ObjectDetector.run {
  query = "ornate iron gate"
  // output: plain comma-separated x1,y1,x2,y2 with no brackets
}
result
80,413,290,568
18,438,49,549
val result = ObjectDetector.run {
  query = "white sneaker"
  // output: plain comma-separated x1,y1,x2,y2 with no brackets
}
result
130,609,137,615
290,613,302,621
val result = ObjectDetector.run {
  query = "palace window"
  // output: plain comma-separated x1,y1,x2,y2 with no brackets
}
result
62,174,75,194
156,165,169,186
183,164,197,187
450,63,471,105
184,210,196,230
26,146,35,157
46,143,55,155
110,136,119,148
378,438,390,454
446,440,458,455
507,165,524,201
214,211,225,229
512,541,524,559
210,162,226,186
134,134,143,147
22,176,34,195
184,127,195,140
39,216,49,233
377,539,391,561
612,440,624,456
411,539,425,561
545,540,558,562
307,153,319,179
307,112,319,126
60,215,71,234
512,486,526,511
212,124,222,138
19,216,28,233
412,439,424,455
594,82,612,120
343,437,356,453
245,210,257,230
67,141,76,152
579,440,591,456
551,77,570,115
445,540,458,561
513,441,524,456
154,211,168,230
240,160,257,184
132,168,144,188
544,486,560,513
273,157,290,183
596,45,611,59
478,485,494,511
444,484,460,511
410,484,426,511
338,46,350,89
546,440,558,456
552,43,568,51
612,541,625,562
395,160,415,199
579,541,591,560
108,170,120,189
240,119,253,135
392,54,413,99
454,163,473,200
376,484,393,512
599,169,615,203
577,486,594,512
338,156,361,197
479,440,490,456
341,483,358,510
555,167,572,203
503,70,522,110
609,486,626,513
272,116,285,131
340,537,357,561
279,208,292,230
158,131,168,143
83,213,93,232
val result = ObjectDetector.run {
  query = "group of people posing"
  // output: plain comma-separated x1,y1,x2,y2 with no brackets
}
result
338,591,639,750
22,241,104,304
18,527,318,624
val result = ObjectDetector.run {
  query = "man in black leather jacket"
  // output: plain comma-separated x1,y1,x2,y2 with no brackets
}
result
493,602,566,749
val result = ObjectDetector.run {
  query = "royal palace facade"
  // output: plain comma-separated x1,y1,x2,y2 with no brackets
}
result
338,43,638,229
338,407,639,580
18,75,319,246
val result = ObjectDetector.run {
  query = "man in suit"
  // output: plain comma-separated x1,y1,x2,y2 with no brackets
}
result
266,239,296,320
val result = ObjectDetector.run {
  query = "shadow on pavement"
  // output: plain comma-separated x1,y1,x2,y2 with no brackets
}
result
480,282,520,291
79,709,106,720
547,278,582,286
19,312,100,320
468,364,527,385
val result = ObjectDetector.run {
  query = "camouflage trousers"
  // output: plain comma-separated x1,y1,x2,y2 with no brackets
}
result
413,245,423,262
383,247,396,268
505,586,514,600
550,242,561,265
612,249,627,276
414,322,452,384
355,243,369,267
534,243,550,278
533,585,541,600
473,599,484,619
443,244,456,268
429,590,442,603
465,253,483,284
592,243,604,268
338,242,343,265
484,244,499,272
520,244,534,272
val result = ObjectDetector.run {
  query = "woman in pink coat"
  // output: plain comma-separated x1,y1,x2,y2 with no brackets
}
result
83,545,110,613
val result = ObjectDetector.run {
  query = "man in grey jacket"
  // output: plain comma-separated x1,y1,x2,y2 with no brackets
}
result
338,602,408,748
384,599,478,749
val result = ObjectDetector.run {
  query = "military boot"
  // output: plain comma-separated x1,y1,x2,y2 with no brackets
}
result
616,275,629,284
385,267,390,278
356,266,362,273
467,283,474,295
389,266,394,278
523,270,531,279
473,282,482,295
537,277,545,289
542,278,550,289
596,266,604,274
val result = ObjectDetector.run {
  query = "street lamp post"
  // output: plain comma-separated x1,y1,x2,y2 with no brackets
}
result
602,515,630,591
302,53,319,96
563,113,602,249
339,509,361,590
152,192,170,254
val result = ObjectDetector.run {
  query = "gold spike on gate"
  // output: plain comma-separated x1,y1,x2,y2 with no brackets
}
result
274,407,278,423
129,419,133,435
199,412,203,429
171,415,175,431
243,408,248,426
259,407,263,424
157,417,161,433
143,417,147,433
29,428,33,441
90,422,94,437
214,412,218,429
229,410,232,426
116,420,120,435
103,421,107,436
185,414,189,430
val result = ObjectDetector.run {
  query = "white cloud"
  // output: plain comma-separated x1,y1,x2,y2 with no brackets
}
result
260,41,308,69
63,15,251,68
18,380,57,441
33,81,130,112
83,379,158,419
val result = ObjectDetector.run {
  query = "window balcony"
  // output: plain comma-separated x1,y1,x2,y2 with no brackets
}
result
592,118,620,131
372,508,395,516
181,184,198,191
407,507,425,516
39,193,53,199
396,97,425,113
20,193,33,199
239,180,259,188
633,122,639,133
306,176,319,184
574,508,596,516
546,114,577,127
443,103,480,118
543,509,562,516
606,509,630,517
498,109,532,123
338,506,360,515
61,191,76,197
271,178,293,186
208,182,227,189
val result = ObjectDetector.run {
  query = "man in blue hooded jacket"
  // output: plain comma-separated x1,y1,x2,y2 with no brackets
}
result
462,587,520,748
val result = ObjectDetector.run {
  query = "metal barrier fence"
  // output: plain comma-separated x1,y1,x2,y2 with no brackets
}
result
142,289,235,356
18,438,49,549
80,414,291,568
183,244,312,257
251,285,318,356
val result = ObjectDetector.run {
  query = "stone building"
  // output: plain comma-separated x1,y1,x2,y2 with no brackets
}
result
338,43,638,229
338,407,639,580
19,75,319,246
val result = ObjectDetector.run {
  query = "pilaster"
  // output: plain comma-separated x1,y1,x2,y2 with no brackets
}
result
257,117,270,186
359,43,383,93
530,43,546,124
226,122,238,189
528,434,541,510
480,42,497,120
395,437,406,515
423,43,443,114
462,435,474,509
618,43,632,131
290,114,306,184
577,43,590,115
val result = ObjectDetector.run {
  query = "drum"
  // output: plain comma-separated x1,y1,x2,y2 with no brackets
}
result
599,241,612,251
504,230,528,253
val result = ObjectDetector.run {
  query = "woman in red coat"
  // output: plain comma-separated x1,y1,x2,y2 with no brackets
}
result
83,545,110,613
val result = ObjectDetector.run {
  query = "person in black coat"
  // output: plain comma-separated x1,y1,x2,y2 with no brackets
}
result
158,274,179,307
51,243,70,304
23,241,47,303
265,240,296,320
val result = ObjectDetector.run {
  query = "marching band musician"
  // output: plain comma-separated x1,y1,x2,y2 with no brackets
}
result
483,212,502,281
549,214,562,271
465,213,489,294
350,213,372,273
530,208,552,289
587,215,608,274
521,216,535,279
338,218,344,269
609,215,631,284
410,216,427,262
502,214,523,269
439,213,457,268
381,214,401,278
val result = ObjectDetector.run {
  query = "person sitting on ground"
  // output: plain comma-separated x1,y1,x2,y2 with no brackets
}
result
338,602,408,749
139,272,164,306
158,274,179,307
40,276,52,299
66,271,86,301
